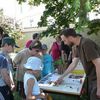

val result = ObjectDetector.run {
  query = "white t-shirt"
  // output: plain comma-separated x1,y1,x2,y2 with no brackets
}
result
24,73,41,100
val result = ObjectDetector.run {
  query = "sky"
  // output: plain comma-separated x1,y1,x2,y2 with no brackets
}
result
0,0,100,27
0,0,45,27
0,0,19,18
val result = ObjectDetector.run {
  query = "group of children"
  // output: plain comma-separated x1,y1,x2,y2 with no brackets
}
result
0,28,71,100
13,33,55,100
0,27,54,100
21,34,72,100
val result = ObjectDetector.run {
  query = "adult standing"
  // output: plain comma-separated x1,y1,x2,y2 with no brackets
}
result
49,35,64,74
13,41,42,98
25,33,42,48
61,41,72,67
56,28,100,100
0,37,17,100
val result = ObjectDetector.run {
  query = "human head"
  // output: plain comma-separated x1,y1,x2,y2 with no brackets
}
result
60,28,77,37
60,28,78,46
29,41,42,56
25,33,40,48
24,57,42,76
1,37,17,53
32,33,40,39
2,37,16,47
41,44,48,54
29,41,42,50
55,35,61,42
42,44,48,50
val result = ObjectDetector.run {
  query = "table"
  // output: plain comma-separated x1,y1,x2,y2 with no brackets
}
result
38,70,86,100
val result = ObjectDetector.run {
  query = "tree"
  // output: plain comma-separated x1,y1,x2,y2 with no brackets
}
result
17,0,100,37
0,9,23,40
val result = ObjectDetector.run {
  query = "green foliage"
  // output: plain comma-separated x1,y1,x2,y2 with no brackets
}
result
87,19,100,35
38,0,78,36
0,9,22,40
13,92,22,100
17,0,100,37
17,0,26,4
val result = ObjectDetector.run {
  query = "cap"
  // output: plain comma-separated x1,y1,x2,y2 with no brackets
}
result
2,37,19,48
25,40,32,48
24,57,43,70
42,44,48,50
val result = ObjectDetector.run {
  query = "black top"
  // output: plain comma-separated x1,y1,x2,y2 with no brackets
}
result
61,41,71,58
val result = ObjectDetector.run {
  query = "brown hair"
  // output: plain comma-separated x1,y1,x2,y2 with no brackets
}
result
60,28,77,37
29,41,42,50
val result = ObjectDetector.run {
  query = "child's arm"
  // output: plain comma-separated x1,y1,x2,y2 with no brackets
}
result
26,79,46,100
26,78,35,100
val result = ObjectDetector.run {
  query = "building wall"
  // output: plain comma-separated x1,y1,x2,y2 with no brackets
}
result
16,27,100,52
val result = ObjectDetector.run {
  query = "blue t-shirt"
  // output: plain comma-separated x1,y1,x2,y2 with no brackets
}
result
42,54,54,77
0,55,8,86
0,55,8,68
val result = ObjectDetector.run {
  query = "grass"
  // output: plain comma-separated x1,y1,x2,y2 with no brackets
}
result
13,92,22,100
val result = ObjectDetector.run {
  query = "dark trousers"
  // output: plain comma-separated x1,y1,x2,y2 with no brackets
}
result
0,85,14,100
89,80,100,100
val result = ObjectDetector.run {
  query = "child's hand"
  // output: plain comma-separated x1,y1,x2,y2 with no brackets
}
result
40,92,47,100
